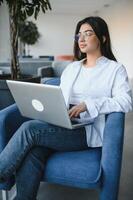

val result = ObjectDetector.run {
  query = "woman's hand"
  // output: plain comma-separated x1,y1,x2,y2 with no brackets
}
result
68,102,87,119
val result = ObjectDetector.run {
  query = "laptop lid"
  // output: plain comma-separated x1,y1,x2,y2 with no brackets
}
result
7,80,77,129
7,80,94,129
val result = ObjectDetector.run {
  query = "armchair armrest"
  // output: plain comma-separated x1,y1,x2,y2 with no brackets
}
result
37,66,54,78
0,103,30,152
100,112,125,200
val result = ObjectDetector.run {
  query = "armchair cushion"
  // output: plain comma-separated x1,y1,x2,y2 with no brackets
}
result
43,148,102,189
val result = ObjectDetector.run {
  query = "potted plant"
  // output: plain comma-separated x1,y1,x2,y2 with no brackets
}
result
0,0,52,80
0,0,52,110
19,20,40,58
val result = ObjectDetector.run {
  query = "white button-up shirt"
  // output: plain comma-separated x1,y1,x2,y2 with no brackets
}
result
60,56,133,147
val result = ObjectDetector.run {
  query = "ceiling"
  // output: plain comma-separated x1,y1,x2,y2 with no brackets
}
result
47,0,117,15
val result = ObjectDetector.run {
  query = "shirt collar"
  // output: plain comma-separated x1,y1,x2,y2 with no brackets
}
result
80,56,108,66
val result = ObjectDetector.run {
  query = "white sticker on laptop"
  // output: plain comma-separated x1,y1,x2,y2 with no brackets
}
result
32,99,44,112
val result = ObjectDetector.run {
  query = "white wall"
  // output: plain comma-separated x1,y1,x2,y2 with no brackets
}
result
0,4,85,61
0,3,10,62
30,13,85,58
98,0,133,79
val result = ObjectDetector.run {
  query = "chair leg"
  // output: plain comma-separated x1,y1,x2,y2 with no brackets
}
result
2,190,9,200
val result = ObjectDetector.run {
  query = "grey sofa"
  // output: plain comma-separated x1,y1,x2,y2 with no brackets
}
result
37,60,72,83
0,60,53,76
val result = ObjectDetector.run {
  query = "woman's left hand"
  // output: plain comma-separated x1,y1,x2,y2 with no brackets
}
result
68,102,87,119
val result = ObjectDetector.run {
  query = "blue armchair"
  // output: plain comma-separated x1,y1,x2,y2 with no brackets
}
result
0,77,125,200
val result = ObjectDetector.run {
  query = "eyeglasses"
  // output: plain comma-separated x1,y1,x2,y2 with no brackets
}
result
74,31,95,42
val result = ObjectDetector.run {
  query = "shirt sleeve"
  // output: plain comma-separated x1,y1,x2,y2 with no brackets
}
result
80,65,133,121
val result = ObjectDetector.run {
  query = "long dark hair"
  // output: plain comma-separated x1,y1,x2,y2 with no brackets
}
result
73,16,117,61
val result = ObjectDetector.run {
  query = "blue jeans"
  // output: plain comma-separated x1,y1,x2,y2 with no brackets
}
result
0,119,89,200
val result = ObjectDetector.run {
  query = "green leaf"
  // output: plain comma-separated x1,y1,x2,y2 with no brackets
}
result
40,0,47,9
0,0,52,20
34,5,40,19
45,0,52,10
41,5,46,14
19,20,40,45
20,9,27,21
26,6,34,16
39,0,52,10
0,0,4,6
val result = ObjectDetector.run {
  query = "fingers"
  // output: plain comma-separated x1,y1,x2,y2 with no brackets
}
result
68,102,87,119
69,110,79,118
68,107,81,118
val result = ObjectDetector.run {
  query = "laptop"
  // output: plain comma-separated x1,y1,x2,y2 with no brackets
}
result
7,80,94,129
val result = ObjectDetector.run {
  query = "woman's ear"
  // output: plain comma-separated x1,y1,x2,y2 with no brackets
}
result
103,36,106,43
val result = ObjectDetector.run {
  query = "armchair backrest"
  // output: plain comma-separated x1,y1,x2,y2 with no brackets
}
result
44,77,60,86
0,80,15,110
100,111,125,199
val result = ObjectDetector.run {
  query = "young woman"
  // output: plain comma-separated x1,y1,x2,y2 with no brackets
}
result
0,16,132,199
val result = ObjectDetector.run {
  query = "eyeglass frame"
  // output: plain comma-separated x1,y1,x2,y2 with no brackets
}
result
74,30,95,42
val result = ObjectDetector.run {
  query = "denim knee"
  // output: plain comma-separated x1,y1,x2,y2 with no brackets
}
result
20,120,44,132
19,120,49,141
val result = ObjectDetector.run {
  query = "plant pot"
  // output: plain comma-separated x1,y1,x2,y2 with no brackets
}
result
0,75,41,110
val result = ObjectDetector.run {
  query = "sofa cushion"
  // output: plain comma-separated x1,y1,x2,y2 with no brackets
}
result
38,66,54,78
43,148,102,189
52,61,72,77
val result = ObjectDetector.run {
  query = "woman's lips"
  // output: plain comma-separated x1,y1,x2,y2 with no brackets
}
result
79,44,87,48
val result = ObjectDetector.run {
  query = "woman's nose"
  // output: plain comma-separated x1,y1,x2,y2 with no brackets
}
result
79,35,85,42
